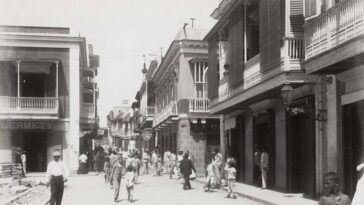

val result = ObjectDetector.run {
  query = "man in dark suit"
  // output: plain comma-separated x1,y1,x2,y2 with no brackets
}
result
179,152,196,190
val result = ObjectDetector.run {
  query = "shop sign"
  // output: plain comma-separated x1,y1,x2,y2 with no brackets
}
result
141,129,152,141
0,120,68,131
0,121,53,130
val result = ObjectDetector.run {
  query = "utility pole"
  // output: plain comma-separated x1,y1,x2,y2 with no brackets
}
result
190,18,195,28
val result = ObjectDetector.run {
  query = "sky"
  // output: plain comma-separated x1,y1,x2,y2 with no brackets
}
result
0,0,218,126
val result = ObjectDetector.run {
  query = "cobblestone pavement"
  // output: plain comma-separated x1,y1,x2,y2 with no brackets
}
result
61,173,263,205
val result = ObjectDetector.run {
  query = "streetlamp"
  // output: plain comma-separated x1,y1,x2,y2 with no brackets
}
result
281,84,327,122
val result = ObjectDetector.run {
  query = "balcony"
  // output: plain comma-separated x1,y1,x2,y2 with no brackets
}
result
153,101,178,127
281,37,304,71
80,103,95,121
0,97,59,118
304,0,364,67
146,106,156,117
189,98,210,113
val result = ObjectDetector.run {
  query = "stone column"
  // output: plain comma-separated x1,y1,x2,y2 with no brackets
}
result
275,99,287,191
245,109,254,184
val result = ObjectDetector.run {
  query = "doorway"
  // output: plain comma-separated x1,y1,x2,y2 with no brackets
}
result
288,112,316,198
343,99,364,198
21,73,45,97
253,110,275,188
23,131,47,172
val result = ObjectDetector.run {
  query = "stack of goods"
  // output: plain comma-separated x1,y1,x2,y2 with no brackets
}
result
11,164,23,179
0,163,12,178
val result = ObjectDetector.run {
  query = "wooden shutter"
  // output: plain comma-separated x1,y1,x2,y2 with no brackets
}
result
207,38,218,99
304,0,320,19
290,0,304,35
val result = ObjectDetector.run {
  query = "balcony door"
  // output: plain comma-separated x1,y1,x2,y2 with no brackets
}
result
21,73,45,97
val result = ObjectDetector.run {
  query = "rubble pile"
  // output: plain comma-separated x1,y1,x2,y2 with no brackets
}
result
0,178,49,205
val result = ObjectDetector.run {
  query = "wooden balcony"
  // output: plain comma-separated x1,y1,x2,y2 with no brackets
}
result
80,103,95,121
189,98,210,113
0,96,59,118
304,0,364,73
281,37,304,71
146,106,156,117
153,101,178,127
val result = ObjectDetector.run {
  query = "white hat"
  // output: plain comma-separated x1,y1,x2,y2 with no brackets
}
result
52,151,61,156
357,162,364,171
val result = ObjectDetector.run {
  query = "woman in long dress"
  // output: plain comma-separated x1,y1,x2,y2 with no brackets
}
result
77,153,88,174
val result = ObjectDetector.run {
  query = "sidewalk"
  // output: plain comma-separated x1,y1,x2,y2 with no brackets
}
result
195,178,317,205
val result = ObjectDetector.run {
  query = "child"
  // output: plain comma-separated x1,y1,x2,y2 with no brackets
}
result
224,158,237,199
204,160,217,192
103,157,110,183
125,165,136,202
319,172,350,205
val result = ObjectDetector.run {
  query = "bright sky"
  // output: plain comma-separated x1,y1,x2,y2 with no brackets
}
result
0,0,217,126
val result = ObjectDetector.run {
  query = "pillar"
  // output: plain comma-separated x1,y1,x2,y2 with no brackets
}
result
275,99,287,191
245,110,254,184
219,115,226,168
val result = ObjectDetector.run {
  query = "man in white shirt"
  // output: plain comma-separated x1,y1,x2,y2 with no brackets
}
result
46,151,68,205
352,162,364,205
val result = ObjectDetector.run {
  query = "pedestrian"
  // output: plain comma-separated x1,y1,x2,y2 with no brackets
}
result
110,155,123,202
224,158,237,199
164,150,171,174
260,147,269,189
157,154,163,176
169,152,177,179
46,151,68,205
352,162,364,205
125,165,136,202
179,153,196,190
77,153,88,174
109,150,118,189
177,151,183,179
151,150,158,176
131,154,141,183
223,154,233,187
21,150,26,177
214,153,223,187
204,160,217,192
142,150,150,175
319,172,350,205
253,144,262,187
103,157,110,183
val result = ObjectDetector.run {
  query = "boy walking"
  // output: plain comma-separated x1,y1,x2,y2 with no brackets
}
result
224,158,237,199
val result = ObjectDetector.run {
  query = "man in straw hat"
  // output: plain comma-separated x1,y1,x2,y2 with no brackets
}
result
352,161,364,205
46,151,68,205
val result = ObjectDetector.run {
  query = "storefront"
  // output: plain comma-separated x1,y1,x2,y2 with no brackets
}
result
0,120,71,172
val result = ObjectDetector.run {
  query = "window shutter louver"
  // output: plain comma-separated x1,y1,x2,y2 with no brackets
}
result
290,0,304,35
304,0,320,19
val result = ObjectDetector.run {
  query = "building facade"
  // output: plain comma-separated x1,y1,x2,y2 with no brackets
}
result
0,25,99,173
151,27,220,176
205,0,318,197
303,0,364,198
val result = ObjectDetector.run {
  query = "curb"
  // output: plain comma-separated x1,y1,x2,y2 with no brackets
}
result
194,178,276,205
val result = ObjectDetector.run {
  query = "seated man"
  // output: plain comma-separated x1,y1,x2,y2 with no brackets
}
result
319,172,350,205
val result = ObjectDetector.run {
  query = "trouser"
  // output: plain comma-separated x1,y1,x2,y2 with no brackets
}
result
253,165,261,187
126,186,134,200
204,175,216,190
261,168,268,188
50,176,64,205
183,175,191,189
227,179,236,197
143,162,148,174
113,176,121,200
169,164,175,179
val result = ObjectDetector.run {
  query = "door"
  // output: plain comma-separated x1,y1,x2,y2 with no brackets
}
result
23,131,47,172
288,113,316,198
21,73,46,97
343,99,364,198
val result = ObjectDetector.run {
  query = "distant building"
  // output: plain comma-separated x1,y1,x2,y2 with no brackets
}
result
0,25,99,173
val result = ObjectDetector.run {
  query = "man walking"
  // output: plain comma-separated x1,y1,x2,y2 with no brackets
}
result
179,152,196,190
46,151,68,205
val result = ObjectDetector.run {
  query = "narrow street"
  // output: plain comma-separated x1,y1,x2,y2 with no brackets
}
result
61,173,261,205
